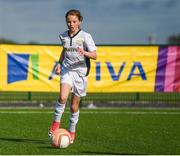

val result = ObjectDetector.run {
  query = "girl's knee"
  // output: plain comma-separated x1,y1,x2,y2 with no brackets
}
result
71,103,79,113
58,96,67,104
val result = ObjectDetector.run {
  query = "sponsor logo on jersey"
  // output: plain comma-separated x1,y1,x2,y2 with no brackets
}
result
64,47,77,52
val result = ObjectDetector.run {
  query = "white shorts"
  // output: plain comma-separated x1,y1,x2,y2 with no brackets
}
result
61,71,88,97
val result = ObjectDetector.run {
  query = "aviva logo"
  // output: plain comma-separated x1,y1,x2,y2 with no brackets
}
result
8,53,39,84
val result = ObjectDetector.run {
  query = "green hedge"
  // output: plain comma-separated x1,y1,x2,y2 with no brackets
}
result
0,91,180,102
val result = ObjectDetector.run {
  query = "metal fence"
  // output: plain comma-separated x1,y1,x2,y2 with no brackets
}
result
0,91,180,107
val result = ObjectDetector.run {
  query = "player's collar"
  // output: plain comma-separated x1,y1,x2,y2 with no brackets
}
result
68,29,81,38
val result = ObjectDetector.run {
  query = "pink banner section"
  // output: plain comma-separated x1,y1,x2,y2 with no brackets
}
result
164,46,178,92
155,46,180,92
173,46,180,92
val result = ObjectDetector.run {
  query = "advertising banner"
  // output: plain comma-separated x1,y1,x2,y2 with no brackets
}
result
0,44,179,92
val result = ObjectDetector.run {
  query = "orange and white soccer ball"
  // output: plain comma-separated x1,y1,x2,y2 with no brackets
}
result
50,128,71,148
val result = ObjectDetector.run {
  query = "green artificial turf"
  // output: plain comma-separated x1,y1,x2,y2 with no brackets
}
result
0,108,180,155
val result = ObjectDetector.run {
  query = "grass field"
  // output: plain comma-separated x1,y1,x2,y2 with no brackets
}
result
0,108,180,155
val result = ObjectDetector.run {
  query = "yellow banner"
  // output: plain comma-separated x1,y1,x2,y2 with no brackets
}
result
0,45,61,92
0,45,159,92
88,46,158,92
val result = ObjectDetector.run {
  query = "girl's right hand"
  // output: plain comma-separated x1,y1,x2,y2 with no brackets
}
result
54,63,61,75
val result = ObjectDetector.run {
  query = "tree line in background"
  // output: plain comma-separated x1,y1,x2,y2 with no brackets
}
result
0,34,180,44
0,38,39,44
167,34,180,44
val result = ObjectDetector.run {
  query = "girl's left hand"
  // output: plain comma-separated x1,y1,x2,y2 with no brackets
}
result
77,47,85,56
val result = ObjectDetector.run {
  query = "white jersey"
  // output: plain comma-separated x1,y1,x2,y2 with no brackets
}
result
59,30,97,77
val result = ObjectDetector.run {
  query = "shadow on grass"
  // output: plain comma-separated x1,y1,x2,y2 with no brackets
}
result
0,137,48,145
0,137,145,155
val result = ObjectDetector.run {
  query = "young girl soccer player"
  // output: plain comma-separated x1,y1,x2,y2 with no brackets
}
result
49,9,97,144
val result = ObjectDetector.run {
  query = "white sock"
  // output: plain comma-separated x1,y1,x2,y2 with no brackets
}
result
68,110,79,132
54,101,65,122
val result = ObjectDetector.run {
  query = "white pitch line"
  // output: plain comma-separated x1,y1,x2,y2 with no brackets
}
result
0,111,180,115
81,111,180,115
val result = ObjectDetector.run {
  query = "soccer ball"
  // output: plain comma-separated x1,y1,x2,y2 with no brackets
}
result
50,128,71,148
